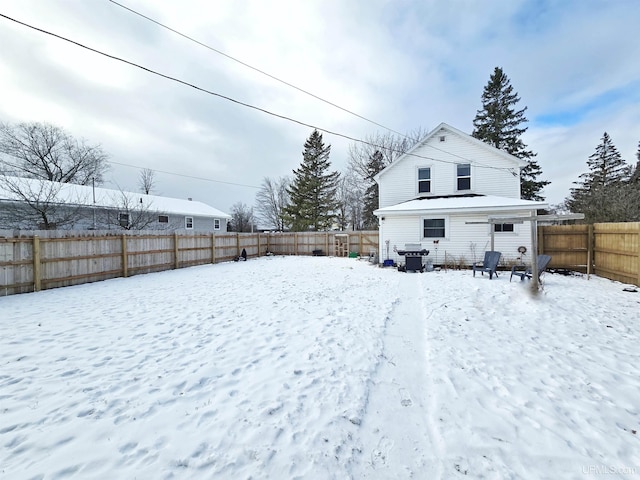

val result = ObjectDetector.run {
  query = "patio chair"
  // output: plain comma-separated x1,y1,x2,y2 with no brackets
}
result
472,251,502,279
510,254,552,282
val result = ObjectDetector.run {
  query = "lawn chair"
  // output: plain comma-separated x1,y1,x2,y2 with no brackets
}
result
472,251,502,279
510,254,552,282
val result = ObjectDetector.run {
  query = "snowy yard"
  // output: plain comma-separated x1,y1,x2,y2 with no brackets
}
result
1,256,639,479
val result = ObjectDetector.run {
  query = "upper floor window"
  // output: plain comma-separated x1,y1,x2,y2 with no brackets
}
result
418,167,431,193
457,163,471,191
185,217,194,229
214,219,220,230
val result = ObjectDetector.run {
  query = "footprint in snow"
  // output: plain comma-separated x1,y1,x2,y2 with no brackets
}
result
399,388,413,407
371,436,394,468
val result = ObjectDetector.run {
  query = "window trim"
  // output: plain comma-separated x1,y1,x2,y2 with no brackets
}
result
417,166,432,195
118,212,130,228
213,218,220,230
493,223,515,233
185,216,194,229
456,163,472,191
158,215,169,224
421,216,448,240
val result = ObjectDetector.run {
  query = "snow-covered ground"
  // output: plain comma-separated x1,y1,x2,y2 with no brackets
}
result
1,256,639,479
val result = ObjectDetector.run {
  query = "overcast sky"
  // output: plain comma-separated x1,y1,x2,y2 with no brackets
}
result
1,0,639,213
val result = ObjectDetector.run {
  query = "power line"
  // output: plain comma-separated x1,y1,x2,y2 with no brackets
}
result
0,12,514,174
108,160,260,189
107,0,408,138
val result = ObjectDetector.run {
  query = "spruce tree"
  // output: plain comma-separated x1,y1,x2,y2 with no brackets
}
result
630,141,640,184
284,130,340,231
362,150,385,229
472,67,549,201
566,132,631,222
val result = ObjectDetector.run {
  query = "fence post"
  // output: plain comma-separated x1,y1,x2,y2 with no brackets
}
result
121,234,128,278
212,233,216,264
174,232,180,269
587,224,594,277
236,233,240,257
33,235,41,292
359,232,363,255
325,232,329,256
294,233,298,256
257,233,261,257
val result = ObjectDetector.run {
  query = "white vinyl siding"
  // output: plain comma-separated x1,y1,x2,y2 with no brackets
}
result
377,127,521,208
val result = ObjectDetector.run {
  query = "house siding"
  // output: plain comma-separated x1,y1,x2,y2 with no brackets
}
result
378,128,521,208
379,211,534,267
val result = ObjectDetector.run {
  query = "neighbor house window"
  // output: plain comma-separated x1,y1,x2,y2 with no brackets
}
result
457,163,471,191
118,213,130,228
494,223,514,233
185,217,193,229
214,219,220,230
418,167,431,193
423,218,445,238
158,215,169,224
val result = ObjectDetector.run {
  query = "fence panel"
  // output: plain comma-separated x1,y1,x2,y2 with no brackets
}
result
594,222,640,285
0,230,380,296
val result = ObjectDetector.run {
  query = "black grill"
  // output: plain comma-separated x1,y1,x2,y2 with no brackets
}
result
397,244,430,272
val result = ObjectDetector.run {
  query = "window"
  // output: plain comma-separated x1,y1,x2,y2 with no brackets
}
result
214,219,220,230
457,163,471,191
423,218,445,238
185,217,193,229
494,223,514,233
158,215,169,224
439,135,446,142
118,213,130,228
418,168,431,193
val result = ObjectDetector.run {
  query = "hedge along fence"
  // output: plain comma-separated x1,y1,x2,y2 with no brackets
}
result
538,222,640,286
0,230,379,296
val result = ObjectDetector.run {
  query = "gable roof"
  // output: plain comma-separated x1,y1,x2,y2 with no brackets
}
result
374,122,527,181
0,176,231,219
374,194,547,216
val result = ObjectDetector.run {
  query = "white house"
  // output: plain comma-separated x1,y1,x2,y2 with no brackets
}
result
373,123,547,267
0,175,231,232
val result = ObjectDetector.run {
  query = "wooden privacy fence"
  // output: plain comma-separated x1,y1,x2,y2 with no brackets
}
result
539,222,640,286
0,230,379,296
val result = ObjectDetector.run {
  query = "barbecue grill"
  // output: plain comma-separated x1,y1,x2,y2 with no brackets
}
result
396,243,430,272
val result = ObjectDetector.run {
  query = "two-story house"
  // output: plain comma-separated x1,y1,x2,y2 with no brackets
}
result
373,123,547,267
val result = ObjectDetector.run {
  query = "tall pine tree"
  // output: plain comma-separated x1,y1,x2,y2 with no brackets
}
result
362,150,384,229
472,67,549,201
284,130,340,231
630,140,640,184
566,132,632,222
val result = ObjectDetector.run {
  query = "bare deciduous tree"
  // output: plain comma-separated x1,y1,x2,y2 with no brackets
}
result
0,121,109,185
229,202,255,232
254,176,290,231
100,188,159,230
138,168,156,194
0,176,88,229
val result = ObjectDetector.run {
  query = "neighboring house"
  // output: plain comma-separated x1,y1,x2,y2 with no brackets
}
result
0,175,231,232
373,123,547,266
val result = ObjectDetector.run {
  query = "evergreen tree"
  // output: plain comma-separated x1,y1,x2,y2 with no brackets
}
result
362,150,384,229
284,130,340,231
630,141,640,184
566,132,633,222
472,67,549,201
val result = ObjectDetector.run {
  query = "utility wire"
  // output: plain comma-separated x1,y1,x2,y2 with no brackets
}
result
108,160,260,189
0,12,514,174
107,0,407,138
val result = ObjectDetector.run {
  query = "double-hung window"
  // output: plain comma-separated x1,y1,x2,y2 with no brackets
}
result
118,212,130,228
423,218,445,238
418,167,431,194
457,163,471,191
214,219,220,230
185,217,194,229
